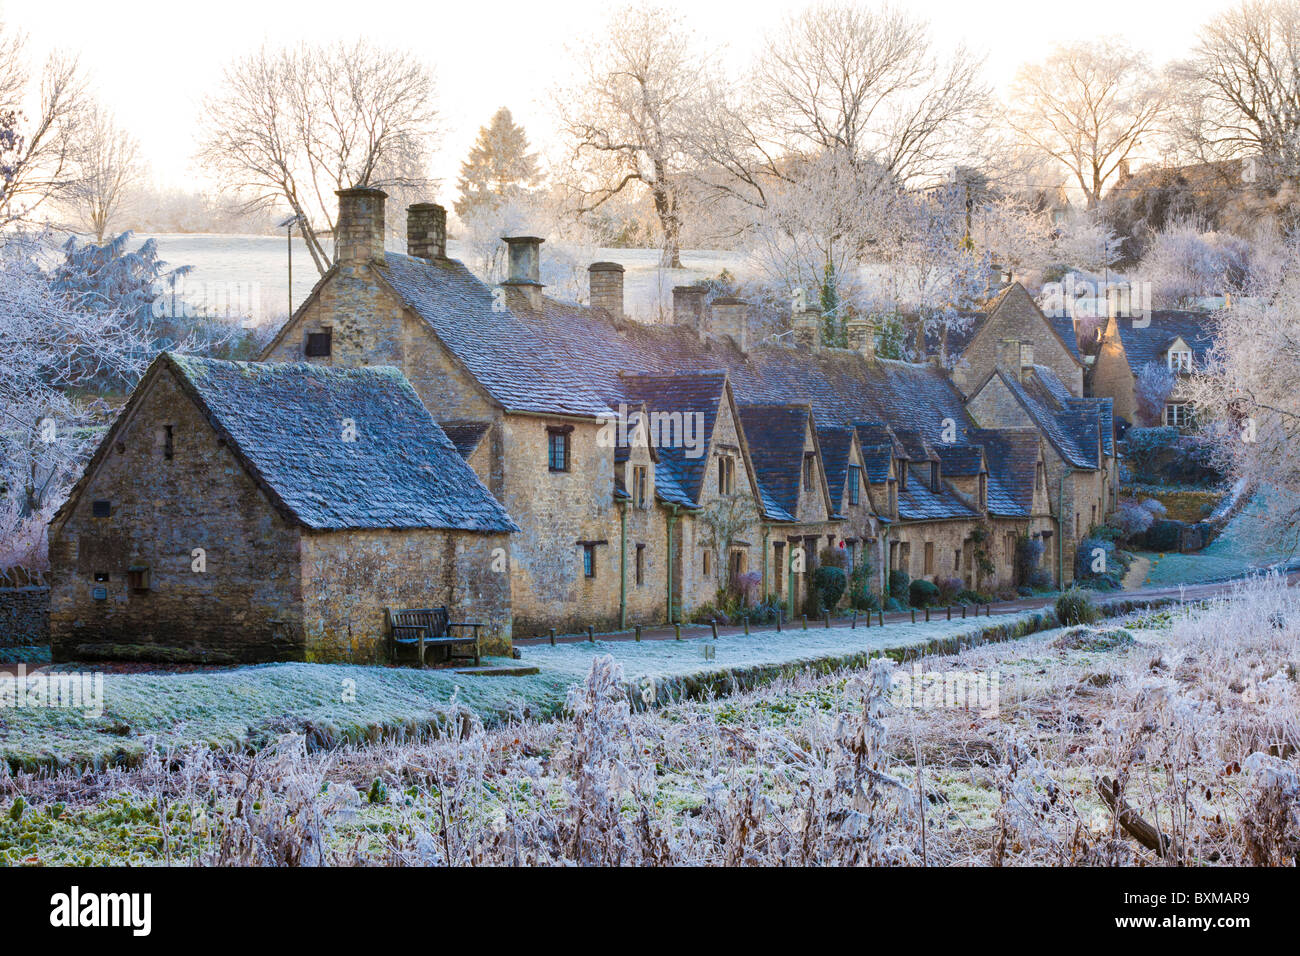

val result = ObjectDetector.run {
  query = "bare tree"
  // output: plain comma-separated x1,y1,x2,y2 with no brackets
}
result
1172,0,1300,183
199,40,439,276
556,2,706,268
751,3,987,186
0,22,85,225
65,103,141,242
1008,40,1167,208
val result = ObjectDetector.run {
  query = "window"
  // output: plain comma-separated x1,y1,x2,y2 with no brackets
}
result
1165,403,1194,427
924,542,935,574
898,462,907,490
1168,349,1193,373
127,565,150,592
91,500,111,518
898,542,911,574
633,465,648,508
728,548,745,581
846,541,856,573
930,462,940,493
774,542,786,595
978,473,987,509
635,544,646,586
953,549,960,572
158,424,174,460
1036,462,1045,489
305,329,332,357
717,455,734,495
702,550,712,576
803,453,816,490
547,427,572,471
847,464,861,505
582,543,596,578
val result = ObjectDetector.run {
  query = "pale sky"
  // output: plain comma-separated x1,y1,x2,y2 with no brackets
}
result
9,0,1239,197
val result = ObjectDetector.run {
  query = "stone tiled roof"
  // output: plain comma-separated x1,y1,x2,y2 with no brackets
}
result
617,371,728,508
737,404,812,521
897,463,979,521
1113,310,1215,371
441,421,490,460
859,443,895,483
995,367,1103,470
935,444,985,476
166,354,517,533
927,283,1085,365
817,425,856,510
967,427,1040,518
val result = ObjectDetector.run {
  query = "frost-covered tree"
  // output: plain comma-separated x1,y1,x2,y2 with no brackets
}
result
1053,213,1123,274
1137,220,1253,308
1190,233,1300,543
1008,40,1167,208
1134,362,1178,426
0,22,85,225
970,196,1053,284
64,103,141,242
0,234,155,572
556,2,710,268
454,108,539,222
199,40,439,276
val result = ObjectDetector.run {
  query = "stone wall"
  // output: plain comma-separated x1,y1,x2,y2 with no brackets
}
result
0,587,49,646
300,528,512,661
955,287,1084,397
49,367,306,662
1091,317,1138,422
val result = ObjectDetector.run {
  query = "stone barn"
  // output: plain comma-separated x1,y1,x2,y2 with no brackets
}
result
48,354,517,664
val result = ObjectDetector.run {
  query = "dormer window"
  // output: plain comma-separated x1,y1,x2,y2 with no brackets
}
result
847,464,861,506
930,462,939,493
978,473,987,509
1168,349,1193,373
632,465,648,508
803,453,816,490
898,462,907,490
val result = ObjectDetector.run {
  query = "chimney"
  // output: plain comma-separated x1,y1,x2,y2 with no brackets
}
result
709,296,749,352
407,203,446,261
335,187,387,266
672,285,707,333
589,261,625,320
502,236,544,310
1020,342,1034,377
793,308,822,351
999,338,1021,377
844,316,876,361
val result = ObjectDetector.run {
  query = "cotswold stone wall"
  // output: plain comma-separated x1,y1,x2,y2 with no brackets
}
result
0,587,49,646
49,368,307,663
955,290,1083,398
300,528,512,662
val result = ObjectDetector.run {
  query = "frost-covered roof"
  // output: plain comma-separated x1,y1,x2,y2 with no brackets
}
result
738,404,814,522
1112,310,1215,371
165,354,518,533
617,371,729,508
966,427,1041,518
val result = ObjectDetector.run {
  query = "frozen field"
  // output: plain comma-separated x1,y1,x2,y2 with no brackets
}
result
144,233,745,324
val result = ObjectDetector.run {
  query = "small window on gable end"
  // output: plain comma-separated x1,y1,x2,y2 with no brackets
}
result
91,500,111,518
157,424,174,460
305,329,332,357
847,464,861,505
548,427,572,472
582,543,596,578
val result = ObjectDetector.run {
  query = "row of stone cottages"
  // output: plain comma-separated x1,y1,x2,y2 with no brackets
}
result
47,188,1117,664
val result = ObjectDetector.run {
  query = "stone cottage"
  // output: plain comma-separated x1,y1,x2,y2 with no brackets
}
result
48,354,516,663
257,187,1114,633
1090,309,1215,428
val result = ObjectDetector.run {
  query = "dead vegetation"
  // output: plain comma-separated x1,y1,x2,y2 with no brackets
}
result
1,575,1297,866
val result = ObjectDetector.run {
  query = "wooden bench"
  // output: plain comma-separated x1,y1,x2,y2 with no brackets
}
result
386,606,482,667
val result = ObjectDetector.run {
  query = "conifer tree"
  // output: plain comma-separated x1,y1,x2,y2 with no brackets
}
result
454,108,540,220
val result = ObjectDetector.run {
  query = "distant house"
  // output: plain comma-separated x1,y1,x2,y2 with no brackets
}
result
1091,310,1215,427
48,354,516,663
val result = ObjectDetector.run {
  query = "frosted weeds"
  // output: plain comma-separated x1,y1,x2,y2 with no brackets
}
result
3,575,1298,865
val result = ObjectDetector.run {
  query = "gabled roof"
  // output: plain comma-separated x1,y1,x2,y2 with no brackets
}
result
930,283,1086,366
934,443,985,477
441,421,490,460
817,425,857,509
1111,310,1215,371
989,367,1103,470
60,354,518,534
618,370,728,507
859,443,895,484
967,427,1041,518
737,404,821,522
897,462,980,521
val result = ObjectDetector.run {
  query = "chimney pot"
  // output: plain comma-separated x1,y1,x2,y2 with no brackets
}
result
335,187,387,266
502,236,544,309
589,261,625,320
407,202,446,261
